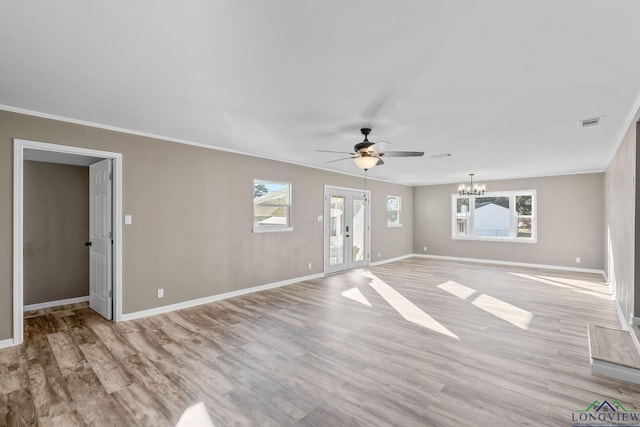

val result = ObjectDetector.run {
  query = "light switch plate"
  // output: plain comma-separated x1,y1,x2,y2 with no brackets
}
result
124,215,132,225
317,215,323,222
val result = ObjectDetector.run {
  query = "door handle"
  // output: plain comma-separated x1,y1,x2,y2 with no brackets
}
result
346,225,349,232
85,241,92,247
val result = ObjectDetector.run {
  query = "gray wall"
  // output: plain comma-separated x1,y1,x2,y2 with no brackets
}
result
604,114,638,324
0,110,414,339
23,161,89,305
413,173,604,270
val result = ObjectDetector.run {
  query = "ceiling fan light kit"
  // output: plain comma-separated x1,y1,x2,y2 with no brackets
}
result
318,127,424,171
354,155,379,171
458,173,486,196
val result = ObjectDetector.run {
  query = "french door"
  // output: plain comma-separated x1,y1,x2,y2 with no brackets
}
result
324,186,370,274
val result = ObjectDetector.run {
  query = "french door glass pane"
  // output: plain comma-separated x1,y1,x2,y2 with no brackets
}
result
329,196,345,266
352,197,365,262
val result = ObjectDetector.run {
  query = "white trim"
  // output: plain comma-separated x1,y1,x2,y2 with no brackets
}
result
0,338,15,350
252,226,294,234
121,272,324,321
413,254,605,275
614,298,630,331
24,296,90,311
13,142,24,345
369,254,414,267
0,104,408,186
0,105,610,188
590,358,640,387
629,326,640,355
12,139,124,348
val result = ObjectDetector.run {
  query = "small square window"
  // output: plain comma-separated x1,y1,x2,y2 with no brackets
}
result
253,180,292,233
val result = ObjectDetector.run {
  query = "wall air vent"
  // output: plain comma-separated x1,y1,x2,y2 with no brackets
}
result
580,116,602,127
430,153,452,159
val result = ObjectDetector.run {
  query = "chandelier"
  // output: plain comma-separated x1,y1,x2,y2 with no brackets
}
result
458,173,486,196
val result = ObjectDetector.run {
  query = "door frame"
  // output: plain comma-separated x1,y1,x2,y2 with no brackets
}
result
13,139,123,346
323,185,371,274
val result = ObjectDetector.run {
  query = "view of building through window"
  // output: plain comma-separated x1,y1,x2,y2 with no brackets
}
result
253,180,291,229
452,191,536,241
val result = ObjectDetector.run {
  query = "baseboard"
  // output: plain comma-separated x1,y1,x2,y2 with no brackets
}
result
0,338,15,350
630,326,640,355
121,273,325,321
614,298,630,331
413,254,605,276
369,254,414,267
24,296,90,311
590,358,640,387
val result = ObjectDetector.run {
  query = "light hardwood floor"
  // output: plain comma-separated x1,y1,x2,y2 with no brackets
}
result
1,258,639,426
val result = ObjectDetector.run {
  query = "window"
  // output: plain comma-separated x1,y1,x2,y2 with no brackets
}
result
253,180,292,232
387,195,402,227
451,190,536,242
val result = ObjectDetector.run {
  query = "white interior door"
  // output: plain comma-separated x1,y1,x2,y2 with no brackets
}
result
324,187,370,274
89,159,113,319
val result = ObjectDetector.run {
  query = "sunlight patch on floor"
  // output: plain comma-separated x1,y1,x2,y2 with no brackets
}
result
437,280,477,300
341,287,372,306
472,294,533,330
364,272,459,339
537,275,607,292
175,402,215,427
510,272,611,299
438,279,534,330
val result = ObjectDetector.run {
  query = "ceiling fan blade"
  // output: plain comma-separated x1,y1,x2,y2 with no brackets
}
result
380,151,424,157
376,158,385,166
316,149,354,155
324,157,355,164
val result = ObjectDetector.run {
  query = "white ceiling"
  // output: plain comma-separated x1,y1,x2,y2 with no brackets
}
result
2,1,640,185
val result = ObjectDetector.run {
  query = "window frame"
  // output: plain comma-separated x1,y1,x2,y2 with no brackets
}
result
252,179,293,233
451,190,537,243
386,195,402,228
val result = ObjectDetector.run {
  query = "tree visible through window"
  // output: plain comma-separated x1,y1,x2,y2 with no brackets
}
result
253,180,291,231
387,195,401,227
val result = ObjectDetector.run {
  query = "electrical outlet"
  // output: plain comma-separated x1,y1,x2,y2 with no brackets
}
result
423,246,427,252
378,252,381,258
576,257,581,264
157,288,164,298
308,262,312,270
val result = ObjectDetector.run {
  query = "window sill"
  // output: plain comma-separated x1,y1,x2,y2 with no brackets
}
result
452,236,537,244
387,223,403,228
252,226,294,234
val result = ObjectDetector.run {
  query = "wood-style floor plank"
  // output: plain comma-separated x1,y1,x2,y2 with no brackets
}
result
1,258,639,425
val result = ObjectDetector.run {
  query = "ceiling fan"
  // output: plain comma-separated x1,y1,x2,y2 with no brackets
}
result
316,128,424,171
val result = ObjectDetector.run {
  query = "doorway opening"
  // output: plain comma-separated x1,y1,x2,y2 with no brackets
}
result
13,139,123,346
324,185,370,274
